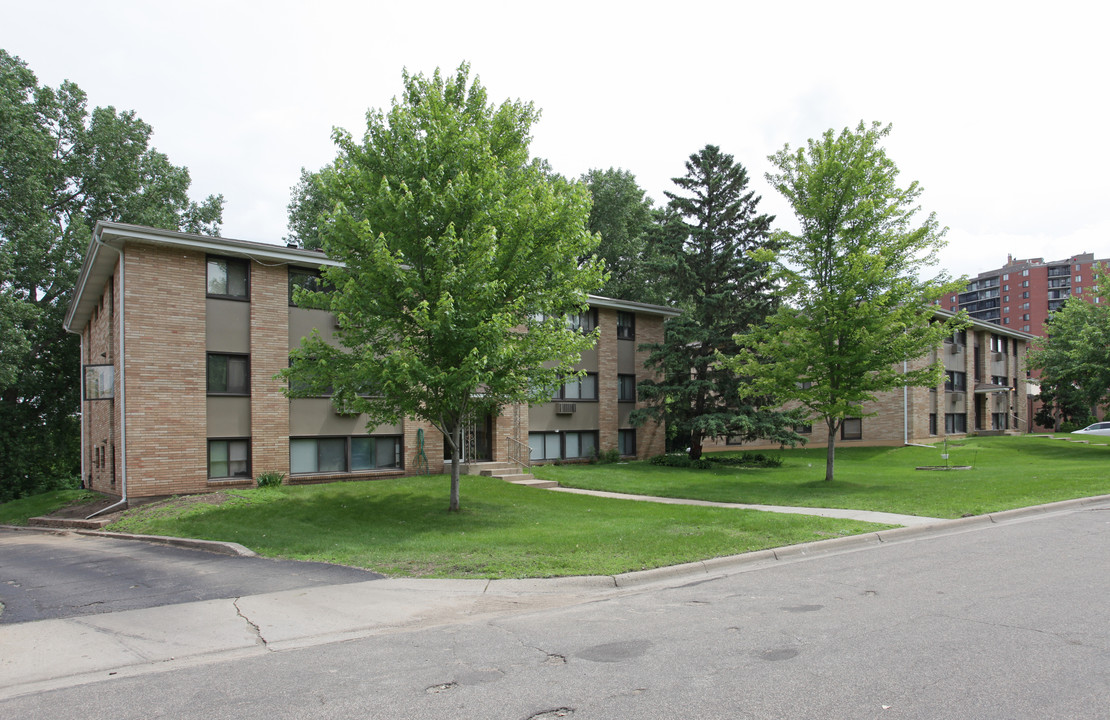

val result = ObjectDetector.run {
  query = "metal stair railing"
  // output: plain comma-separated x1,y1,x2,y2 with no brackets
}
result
505,434,531,471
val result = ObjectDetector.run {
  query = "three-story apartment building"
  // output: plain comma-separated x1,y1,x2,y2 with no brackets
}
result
64,222,677,502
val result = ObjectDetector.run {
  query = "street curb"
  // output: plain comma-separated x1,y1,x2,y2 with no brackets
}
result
603,493,1110,588
0,523,256,557
73,530,258,557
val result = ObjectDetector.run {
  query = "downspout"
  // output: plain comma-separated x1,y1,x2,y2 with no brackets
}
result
903,360,908,445
85,236,127,519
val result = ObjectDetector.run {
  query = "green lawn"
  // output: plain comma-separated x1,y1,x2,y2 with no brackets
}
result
5,435,1105,580
533,435,1110,518
101,477,889,578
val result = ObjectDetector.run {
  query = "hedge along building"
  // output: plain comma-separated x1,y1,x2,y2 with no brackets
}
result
64,222,678,504
702,311,1038,452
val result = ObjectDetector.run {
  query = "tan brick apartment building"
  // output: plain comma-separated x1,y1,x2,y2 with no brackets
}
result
704,313,1037,451
64,222,677,502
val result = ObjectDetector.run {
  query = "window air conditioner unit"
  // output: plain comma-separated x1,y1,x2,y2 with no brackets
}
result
950,392,965,404
949,343,960,354
993,352,1004,361
555,402,576,414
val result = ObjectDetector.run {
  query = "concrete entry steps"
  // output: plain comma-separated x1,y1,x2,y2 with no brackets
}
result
472,461,558,489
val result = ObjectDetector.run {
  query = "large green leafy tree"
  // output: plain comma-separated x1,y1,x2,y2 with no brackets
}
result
632,145,801,459
1027,266,1110,426
0,50,223,500
727,122,965,481
283,64,604,512
581,168,663,304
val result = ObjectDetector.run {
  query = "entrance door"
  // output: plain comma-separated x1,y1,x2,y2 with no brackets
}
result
443,413,493,462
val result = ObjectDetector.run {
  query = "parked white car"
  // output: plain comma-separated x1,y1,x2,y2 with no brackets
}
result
1071,422,1110,437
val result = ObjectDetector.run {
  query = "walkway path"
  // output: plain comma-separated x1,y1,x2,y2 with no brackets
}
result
548,487,941,526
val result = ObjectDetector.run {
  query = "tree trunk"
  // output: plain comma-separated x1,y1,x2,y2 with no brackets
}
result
825,423,837,482
448,423,461,512
689,431,703,461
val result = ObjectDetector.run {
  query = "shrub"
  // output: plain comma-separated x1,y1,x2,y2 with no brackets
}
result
649,453,692,467
1059,417,1096,433
256,471,285,488
594,447,621,465
706,452,783,468
690,458,713,469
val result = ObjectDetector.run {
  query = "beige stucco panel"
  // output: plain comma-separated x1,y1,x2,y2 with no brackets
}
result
529,402,601,432
289,308,336,349
206,298,250,353
617,339,636,374
289,398,401,436
207,396,251,437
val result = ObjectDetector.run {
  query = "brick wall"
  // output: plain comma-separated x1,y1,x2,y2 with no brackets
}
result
405,418,446,474
596,308,619,453
82,261,120,496
122,245,208,497
635,312,667,458
250,262,291,479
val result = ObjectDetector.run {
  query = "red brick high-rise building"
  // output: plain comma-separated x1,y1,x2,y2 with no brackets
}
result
939,252,1109,337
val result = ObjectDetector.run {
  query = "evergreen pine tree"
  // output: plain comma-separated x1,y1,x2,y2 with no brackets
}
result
633,145,801,459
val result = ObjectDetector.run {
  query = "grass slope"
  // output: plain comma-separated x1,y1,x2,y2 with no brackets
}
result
0,489,101,526
533,436,1110,518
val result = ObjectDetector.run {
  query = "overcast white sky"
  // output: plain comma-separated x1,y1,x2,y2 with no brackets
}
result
5,0,1108,279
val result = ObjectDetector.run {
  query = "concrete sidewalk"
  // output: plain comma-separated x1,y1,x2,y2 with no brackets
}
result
548,487,941,526
3,494,1108,700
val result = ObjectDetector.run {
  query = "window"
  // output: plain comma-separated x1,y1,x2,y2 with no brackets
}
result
1021,280,1029,287
208,439,250,479
84,364,115,400
616,311,635,340
841,418,862,440
206,256,249,299
989,336,1009,353
1075,274,1082,282
1022,291,1029,299
991,375,1008,386
290,436,402,474
929,413,938,436
568,309,597,333
991,412,1009,430
1003,318,1011,325
945,413,967,434
1021,269,1028,276
208,354,249,395
618,374,636,402
288,268,325,306
1022,314,1030,321
1003,306,1009,314
1002,284,1009,291
1022,325,1030,331
953,329,967,345
529,431,598,461
794,424,813,434
618,429,636,456
945,371,967,392
1021,302,1030,310
554,373,598,401
1002,274,1009,281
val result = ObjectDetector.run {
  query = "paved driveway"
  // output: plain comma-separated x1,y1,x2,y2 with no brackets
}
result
0,528,380,623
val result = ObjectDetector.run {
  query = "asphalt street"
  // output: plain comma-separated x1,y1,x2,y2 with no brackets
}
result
0,528,380,623
2,499,1108,719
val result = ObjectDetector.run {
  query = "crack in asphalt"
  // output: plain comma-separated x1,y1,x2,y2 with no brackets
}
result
233,597,270,650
